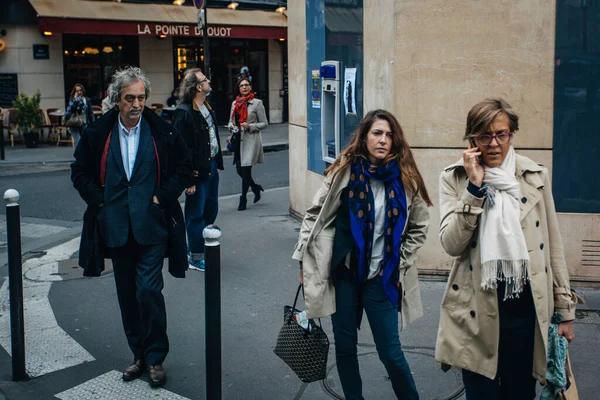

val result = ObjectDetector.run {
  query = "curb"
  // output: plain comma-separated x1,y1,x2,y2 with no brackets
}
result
0,143,289,169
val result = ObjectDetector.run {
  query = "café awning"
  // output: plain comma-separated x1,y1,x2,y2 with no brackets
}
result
29,0,287,39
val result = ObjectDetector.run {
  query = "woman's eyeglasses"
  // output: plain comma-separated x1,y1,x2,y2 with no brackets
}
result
239,84,251,88
474,131,513,146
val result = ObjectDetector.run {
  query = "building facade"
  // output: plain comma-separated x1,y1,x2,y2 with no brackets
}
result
288,0,600,283
0,0,288,124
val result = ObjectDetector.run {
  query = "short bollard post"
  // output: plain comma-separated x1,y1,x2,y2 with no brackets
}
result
4,189,27,381
203,224,222,400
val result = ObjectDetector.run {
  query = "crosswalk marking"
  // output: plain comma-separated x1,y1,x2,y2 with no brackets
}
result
0,237,95,377
55,370,191,400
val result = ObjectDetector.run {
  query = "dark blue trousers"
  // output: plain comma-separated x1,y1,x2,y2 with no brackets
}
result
462,282,537,400
111,232,169,366
185,159,219,255
331,275,419,400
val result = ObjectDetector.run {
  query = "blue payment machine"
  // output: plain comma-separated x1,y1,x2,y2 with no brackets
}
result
320,61,343,164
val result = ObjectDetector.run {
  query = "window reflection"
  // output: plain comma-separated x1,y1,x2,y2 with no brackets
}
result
553,0,600,213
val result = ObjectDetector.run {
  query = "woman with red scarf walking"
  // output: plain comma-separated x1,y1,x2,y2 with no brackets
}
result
228,77,268,210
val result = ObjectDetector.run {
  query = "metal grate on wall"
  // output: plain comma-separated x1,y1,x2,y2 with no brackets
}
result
582,240,600,267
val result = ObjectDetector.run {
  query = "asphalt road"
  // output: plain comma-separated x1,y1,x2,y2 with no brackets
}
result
0,151,289,221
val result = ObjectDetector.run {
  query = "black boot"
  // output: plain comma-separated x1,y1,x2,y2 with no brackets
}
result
238,196,247,211
252,184,264,204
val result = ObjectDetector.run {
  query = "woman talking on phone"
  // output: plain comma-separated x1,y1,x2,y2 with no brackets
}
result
64,83,94,148
435,98,580,399
293,109,431,399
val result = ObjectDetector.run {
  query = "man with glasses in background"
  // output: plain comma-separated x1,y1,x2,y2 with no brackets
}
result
71,67,192,387
172,68,224,272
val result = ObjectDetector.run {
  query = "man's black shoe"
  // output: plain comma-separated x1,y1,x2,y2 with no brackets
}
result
148,364,166,387
122,359,144,381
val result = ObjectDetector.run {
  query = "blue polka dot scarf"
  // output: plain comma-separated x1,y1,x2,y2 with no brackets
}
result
348,157,408,307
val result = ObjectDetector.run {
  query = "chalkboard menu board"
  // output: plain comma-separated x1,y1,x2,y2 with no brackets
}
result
0,74,18,108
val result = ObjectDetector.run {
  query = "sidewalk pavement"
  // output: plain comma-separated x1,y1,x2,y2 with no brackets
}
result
0,122,289,176
0,187,599,399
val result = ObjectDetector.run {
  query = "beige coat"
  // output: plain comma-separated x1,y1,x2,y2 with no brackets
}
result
228,98,267,167
435,153,580,384
292,163,430,328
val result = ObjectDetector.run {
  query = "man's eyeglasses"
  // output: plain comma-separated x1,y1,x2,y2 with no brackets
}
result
239,84,251,88
197,78,208,85
123,95,147,103
473,131,513,146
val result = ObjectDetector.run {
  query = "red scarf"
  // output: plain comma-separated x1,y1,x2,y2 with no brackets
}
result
232,92,254,124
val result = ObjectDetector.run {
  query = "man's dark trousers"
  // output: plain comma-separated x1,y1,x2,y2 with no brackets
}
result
100,118,170,365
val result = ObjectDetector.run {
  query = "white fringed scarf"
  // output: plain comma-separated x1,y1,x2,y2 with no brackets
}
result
479,147,530,300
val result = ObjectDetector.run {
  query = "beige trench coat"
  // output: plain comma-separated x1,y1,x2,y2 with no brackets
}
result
434,153,580,384
292,163,430,329
228,98,267,167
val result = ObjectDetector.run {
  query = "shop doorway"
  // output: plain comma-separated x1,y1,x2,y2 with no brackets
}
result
173,38,269,124
62,35,140,107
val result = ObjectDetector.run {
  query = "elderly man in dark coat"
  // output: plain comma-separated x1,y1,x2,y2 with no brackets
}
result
71,67,192,387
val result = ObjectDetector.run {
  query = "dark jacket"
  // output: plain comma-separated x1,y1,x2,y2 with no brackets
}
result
71,107,193,278
172,101,224,181
100,117,169,248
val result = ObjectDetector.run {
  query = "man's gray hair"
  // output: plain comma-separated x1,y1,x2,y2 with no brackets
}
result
108,67,151,104
178,68,203,104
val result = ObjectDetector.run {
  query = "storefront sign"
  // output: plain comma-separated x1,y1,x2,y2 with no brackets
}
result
33,44,50,60
38,18,286,40
137,23,232,37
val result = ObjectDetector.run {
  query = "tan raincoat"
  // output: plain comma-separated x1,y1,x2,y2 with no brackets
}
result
292,163,430,329
435,153,580,383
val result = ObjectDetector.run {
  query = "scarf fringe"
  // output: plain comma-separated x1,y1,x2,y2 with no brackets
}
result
481,259,531,300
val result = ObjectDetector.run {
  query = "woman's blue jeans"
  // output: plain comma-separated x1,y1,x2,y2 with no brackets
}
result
331,275,419,400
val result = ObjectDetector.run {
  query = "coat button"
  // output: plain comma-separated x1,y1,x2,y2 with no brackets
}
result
540,243,544,250
452,284,459,291
521,197,527,203
536,220,540,227
469,264,473,271
470,310,476,318
471,241,477,248
545,266,548,273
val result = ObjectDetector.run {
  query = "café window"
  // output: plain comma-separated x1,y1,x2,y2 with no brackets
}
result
173,37,269,123
553,0,600,213
62,35,139,106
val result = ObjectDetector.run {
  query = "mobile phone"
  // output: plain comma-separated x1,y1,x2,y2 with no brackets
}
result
469,138,483,164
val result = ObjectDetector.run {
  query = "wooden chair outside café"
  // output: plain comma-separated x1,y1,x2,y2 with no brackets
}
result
2,108,21,147
47,108,73,147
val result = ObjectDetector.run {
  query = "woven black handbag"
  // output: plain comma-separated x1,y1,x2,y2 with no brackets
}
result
273,285,330,383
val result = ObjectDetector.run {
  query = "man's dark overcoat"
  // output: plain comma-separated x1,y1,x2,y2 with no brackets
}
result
71,107,192,278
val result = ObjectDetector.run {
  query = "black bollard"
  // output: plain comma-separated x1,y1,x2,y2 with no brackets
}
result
4,189,27,381
0,116,5,160
203,224,222,400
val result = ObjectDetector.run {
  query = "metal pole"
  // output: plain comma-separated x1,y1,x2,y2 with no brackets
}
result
203,224,221,400
1,116,5,160
202,1,211,80
4,189,27,381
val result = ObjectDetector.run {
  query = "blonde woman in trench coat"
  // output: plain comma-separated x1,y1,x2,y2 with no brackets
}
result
293,110,432,399
227,77,267,211
435,98,580,400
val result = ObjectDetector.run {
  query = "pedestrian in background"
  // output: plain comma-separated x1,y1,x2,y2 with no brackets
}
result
172,68,224,272
435,98,579,399
71,67,192,387
101,87,114,114
239,65,252,84
292,109,432,399
228,77,267,211
166,89,178,107
64,83,94,147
